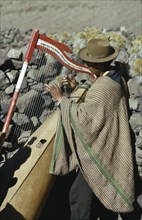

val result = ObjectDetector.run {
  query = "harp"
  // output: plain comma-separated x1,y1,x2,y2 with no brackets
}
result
0,30,95,219
0,29,95,151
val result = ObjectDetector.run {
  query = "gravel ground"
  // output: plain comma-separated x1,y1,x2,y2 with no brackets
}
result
1,0,142,34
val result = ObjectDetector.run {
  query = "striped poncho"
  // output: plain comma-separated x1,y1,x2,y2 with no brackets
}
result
49,75,135,212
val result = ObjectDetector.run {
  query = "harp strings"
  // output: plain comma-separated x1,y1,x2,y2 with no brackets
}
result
11,45,61,146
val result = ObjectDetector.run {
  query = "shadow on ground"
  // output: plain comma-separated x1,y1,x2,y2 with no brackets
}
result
39,171,142,220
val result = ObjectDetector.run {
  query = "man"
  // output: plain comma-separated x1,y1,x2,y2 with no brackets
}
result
45,39,135,220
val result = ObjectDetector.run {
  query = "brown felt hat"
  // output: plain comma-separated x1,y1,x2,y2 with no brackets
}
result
78,38,119,63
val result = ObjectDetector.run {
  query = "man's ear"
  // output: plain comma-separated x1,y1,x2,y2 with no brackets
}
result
89,67,103,77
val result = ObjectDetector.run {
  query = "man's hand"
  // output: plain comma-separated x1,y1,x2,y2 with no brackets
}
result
62,75,78,90
45,84,63,102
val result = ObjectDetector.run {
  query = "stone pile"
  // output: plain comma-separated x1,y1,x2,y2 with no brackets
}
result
0,28,32,52
0,46,65,164
128,76,142,178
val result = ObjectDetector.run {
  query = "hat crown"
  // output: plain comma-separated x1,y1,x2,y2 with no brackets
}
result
86,39,113,58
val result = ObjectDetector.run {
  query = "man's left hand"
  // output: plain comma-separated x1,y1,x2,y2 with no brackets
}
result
45,84,63,102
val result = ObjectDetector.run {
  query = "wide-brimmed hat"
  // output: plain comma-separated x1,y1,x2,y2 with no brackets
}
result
78,38,119,63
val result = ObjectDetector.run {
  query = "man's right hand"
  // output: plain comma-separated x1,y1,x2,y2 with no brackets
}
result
62,75,78,90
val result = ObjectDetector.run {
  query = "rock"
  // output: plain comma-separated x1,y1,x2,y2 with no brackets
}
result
20,78,29,92
30,82,44,92
138,166,142,179
2,141,13,150
7,48,22,60
11,59,23,70
18,130,32,145
139,130,142,137
16,90,38,113
137,194,142,208
135,135,142,149
136,147,142,163
1,100,10,115
39,109,51,124
0,50,8,66
129,97,141,111
129,113,142,132
6,70,18,83
128,77,142,97
136,156,142,166
12,112,30,125
31,116,39,127
0,70,10,90
5,84,15,95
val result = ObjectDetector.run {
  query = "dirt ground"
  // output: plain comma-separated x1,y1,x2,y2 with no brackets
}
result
1,0,142,35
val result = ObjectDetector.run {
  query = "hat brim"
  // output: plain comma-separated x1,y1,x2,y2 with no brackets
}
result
78,47,119,63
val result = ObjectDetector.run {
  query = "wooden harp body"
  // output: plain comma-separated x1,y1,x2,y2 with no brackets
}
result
0,88,86,220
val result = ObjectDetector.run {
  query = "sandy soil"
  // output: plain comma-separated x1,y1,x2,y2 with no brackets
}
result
1,0,142,35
